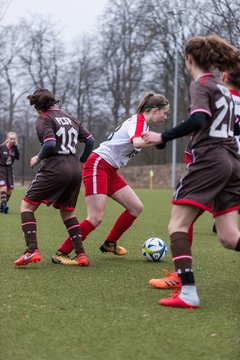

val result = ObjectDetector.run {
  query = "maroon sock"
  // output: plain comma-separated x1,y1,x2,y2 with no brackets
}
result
188,224,193,247
170,231,194,285
60,219,95,254
1,191,7,206
105,210,137,243
21,211,38,253
64,217,84,255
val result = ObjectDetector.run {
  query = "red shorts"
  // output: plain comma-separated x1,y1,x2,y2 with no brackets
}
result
83,153,127,197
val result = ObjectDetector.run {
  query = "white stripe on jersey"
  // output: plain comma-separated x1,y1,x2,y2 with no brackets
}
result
93,156,102,194
94,114,148,168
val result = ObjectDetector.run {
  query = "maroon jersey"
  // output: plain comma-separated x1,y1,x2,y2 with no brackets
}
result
189,74,238,156
36,107,92,155
0,144,19,166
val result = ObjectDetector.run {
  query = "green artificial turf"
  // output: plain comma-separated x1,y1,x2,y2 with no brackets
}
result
0,188,239,360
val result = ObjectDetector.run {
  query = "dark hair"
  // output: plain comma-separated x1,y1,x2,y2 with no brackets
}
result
137,92,169,114
227,71,240,87
27,88,60,112
185,35,240,72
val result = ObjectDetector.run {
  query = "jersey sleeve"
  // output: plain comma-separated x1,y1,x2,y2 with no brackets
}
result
37,116,56,144
129,114,146,142
78,123,93,142
189,81,212,117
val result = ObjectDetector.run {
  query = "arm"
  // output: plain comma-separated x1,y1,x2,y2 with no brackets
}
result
142,112,209,145
12,145,20,160
79,136,95,163
38,140,56,160
30,140,56,168
132,136,153,149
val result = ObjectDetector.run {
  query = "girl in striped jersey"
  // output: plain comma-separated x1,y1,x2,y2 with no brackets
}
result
53,92,169,264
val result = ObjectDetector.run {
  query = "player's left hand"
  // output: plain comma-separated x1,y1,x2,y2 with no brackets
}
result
142,131,162,145
30,155,40,168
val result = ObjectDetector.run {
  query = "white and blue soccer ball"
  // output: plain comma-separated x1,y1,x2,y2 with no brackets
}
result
142,237,168,262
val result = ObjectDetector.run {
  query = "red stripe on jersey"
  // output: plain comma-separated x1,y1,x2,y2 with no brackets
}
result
130,114,145,142
195,73,213,84
199,75,209,84
230,89,240,97
41,108,60,119
184,151,192,164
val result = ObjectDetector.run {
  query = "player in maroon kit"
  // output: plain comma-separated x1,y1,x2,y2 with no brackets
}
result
148,71,240,291
14,88,94,267
52,92,169,265
142,35,240,309
0,132,20,214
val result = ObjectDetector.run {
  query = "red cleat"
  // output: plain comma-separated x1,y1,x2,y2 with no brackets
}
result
77,253,90,266
159,291,199,309
15,249,41,266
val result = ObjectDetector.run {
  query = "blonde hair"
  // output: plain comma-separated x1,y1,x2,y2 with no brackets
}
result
137,92,169,114
185,34,240,72
2,132,18,146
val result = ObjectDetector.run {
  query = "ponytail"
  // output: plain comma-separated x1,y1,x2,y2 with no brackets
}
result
27,88,60,112
137,92,169,114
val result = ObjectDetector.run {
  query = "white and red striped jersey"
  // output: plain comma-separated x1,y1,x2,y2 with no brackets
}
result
231,90,240,154
94,114,148,168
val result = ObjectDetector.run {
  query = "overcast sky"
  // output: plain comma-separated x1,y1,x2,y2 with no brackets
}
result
2,0,109,42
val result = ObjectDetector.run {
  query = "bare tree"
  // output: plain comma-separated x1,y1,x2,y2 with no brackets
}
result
98,0,148,127
0,24,28,131
19,16,67,95
66,35,102,135
196,0,240,47
0,0,11,22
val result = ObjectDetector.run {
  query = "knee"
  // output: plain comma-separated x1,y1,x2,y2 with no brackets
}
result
218,236,237,250
136,202,144,216
20,200,33,213
130,201,144,217
88,214,103,228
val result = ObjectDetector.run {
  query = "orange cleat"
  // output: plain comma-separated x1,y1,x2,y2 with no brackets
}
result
149,269,182,289
15,249,41,266
100,241,127,256
159,291,199,309
77,253,90,266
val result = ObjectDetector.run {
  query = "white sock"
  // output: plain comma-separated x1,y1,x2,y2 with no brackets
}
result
179,285,200,306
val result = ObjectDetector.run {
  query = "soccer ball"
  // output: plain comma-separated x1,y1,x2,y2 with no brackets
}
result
142,237,168,262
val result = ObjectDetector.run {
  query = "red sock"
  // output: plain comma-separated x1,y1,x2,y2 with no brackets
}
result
59,219,95,254
105,210,137,243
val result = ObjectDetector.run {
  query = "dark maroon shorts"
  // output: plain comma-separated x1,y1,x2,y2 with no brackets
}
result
172,146,240,217
24,155,82,211
0,166,14,189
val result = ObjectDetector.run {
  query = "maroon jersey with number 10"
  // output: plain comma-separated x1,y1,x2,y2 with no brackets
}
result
36,107,92,155
24,107,93,210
